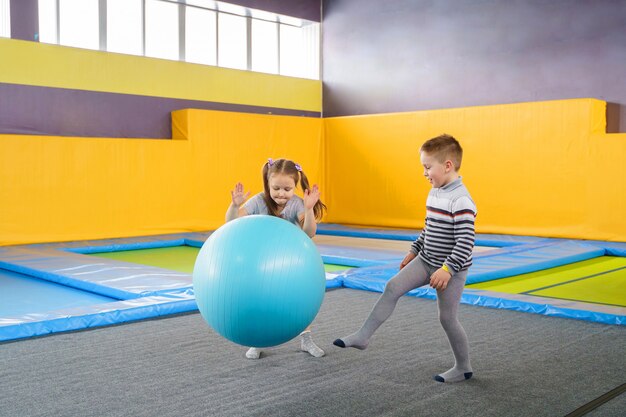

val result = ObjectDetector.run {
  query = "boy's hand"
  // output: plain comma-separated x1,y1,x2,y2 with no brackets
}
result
399,252,416,270
430,268,452,291
303,184,320,210
231,182,250,207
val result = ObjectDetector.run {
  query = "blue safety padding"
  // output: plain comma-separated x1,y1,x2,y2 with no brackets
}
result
339,265,625,325
0,230,344,342
0,246,193,300
318,223,546,247
2,228,624,342
340,241,606,288
325,276,343,289
467,241,605,284
460,290,625,325
319,245,404,267
65,239,187,254
0,292,198,342
474,234,544,247
317,223,418,241
586,241,626,257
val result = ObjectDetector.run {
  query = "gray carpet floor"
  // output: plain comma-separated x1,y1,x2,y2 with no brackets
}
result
1,288,624,417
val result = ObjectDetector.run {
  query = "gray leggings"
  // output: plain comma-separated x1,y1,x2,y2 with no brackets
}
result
359,257,471,369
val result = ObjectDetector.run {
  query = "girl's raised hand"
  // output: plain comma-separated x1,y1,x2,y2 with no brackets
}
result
303,184,320,210
231,182,250,207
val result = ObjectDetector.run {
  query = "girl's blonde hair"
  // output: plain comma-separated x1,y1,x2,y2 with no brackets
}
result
262,158,327,221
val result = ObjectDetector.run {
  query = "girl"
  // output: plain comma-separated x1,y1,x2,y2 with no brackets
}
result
225,158,327,359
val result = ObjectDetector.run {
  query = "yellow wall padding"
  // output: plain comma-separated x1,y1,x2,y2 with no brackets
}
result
323,99,626,242
0,38,321,112
2,99,624,245
0,110,323,245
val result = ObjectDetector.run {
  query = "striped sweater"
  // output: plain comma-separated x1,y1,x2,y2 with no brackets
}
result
410,177,477,275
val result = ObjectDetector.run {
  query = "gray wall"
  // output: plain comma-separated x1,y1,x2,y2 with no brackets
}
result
226,0,320,21
322,0,626,132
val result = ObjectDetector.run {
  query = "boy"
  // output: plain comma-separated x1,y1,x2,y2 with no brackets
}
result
333,134,476,383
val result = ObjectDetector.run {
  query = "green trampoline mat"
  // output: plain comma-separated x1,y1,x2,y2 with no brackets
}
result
91,246,353,274
467,256,626,307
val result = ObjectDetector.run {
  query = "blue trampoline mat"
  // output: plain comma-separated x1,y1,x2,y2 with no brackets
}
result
1,225,625,342
0,268,114,317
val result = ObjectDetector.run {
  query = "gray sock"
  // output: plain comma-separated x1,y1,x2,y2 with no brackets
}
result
334,258,430,350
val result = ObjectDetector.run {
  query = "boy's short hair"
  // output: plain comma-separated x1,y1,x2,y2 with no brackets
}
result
420,134,463,171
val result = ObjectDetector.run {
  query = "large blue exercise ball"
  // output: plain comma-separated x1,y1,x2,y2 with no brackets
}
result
193,215,326,348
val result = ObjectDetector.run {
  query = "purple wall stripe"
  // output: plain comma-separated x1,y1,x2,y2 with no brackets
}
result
0,83,320,139
9,0,38,42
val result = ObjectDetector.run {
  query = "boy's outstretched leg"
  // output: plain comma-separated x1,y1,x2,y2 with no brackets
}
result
433,271,473,383
334,258,430,350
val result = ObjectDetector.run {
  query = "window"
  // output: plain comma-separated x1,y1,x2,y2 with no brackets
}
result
34,0,320,80
0,0,9,38
218,13,246,70
107,0,142,56
38,0,57,44
251,19,278,74
186,6,217,66
145,0,179,60
280,23,319,79
59,0,99,50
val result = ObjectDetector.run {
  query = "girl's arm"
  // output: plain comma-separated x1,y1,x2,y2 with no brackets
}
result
301,184,321,238
226,182,250,222
300,208,317,238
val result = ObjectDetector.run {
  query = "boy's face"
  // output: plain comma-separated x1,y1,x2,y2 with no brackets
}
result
268,173,296,208
420,151,455,188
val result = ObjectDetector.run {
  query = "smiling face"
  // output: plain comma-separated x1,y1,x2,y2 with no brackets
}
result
420,151,456,188
268,173,296,207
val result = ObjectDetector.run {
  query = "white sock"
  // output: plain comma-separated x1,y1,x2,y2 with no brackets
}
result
434,367,473,383
245,347,262,359
300,331,325,357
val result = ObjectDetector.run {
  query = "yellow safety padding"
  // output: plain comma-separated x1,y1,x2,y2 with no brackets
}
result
0,38,321,112
323,99,626,242
2,99,624,245
0,110,323,245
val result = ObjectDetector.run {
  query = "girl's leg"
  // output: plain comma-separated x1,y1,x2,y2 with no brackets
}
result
300,329,325,357
434,270,472,382
299,325,324,357
334,258,430,349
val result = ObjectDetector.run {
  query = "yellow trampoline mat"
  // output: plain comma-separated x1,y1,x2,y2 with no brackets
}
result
467,256,626,307
90,246,353,274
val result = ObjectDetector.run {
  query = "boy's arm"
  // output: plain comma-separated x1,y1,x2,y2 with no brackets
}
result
410,219,427,255
443,196,476,274
401,220,426,269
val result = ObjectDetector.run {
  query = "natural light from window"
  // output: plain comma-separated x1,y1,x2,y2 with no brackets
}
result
37,0,57,44
218,13,247,70
34,0,320,80
107,0,142,56
251,19,278,74
59,0,99,50
0,0,10,38
145,0,179,60
185,6,217,66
